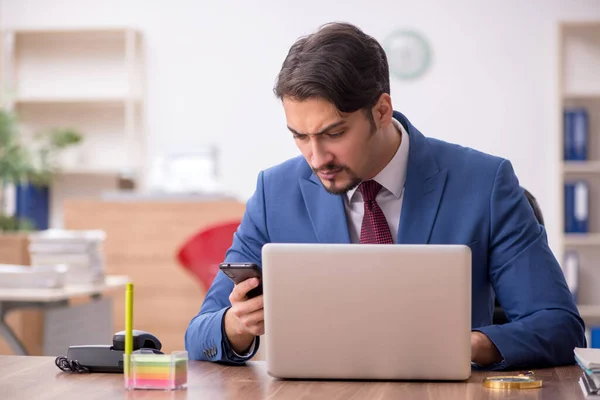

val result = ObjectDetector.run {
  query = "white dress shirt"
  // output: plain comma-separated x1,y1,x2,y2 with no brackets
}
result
344,118,410,244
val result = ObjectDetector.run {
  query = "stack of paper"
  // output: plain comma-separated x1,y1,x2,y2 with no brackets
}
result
575,347,600,398
0,264,68,288
28,229,106,284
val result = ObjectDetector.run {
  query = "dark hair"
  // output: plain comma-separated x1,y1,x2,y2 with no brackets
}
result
273,22,390,116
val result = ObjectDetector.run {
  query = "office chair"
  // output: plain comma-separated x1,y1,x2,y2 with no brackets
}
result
492,187,544,325
176,220,241,291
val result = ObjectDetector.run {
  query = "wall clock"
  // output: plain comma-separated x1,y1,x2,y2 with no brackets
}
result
383,29,432,80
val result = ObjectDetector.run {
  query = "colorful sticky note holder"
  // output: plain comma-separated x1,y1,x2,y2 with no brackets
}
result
124,350,188,390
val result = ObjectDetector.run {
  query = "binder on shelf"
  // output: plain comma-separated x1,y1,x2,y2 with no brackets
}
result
15,183,49,230
593,328,600,349
565,181,589,233
563,250,580,303
564,108,589,161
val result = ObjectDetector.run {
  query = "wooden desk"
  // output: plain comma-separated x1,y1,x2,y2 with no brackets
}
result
1,356,587,400
0,276,128,356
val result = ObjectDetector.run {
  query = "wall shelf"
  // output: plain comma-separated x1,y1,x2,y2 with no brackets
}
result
0,27,145,228
559,22,600,330
14,96,140,106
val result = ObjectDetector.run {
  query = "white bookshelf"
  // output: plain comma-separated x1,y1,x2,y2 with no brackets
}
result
558,22,600,328
0,28,144,227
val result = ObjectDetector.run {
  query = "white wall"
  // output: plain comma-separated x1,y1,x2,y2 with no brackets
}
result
2,0,600,255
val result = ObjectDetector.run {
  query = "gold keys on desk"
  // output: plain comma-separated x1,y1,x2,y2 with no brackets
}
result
483,371,543,389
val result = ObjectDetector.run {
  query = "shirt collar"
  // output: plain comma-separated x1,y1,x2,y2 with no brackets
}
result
346,117,410,202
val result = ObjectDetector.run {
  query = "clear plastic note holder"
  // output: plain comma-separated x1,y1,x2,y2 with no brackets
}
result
124,350,188,390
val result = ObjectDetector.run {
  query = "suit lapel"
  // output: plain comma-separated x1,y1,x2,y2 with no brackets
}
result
395,112,448,244
299,174,351,244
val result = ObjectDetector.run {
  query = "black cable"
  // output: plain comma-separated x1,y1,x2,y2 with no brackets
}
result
55,356,90,373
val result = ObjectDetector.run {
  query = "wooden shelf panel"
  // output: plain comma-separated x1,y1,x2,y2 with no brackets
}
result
12,28,137,36
579,305,600,317
55,169,124,177
564,93,600,101
564,161,600,174
565,233,600,246
15,96,140,106
578,305,600,327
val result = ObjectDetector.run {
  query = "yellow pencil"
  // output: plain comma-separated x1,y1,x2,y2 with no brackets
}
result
124,282,134,381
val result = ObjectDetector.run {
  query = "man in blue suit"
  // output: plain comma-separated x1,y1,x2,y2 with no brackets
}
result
185,22,585,369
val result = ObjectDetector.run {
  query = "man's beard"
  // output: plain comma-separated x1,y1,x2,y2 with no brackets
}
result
313,164,362,195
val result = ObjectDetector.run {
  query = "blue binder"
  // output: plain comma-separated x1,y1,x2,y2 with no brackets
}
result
564,181,589,233
564,108,589,161
15,183,49,230
593,327,600,349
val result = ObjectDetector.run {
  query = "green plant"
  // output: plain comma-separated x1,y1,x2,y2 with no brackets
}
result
0,109,83,231
0,214,34,231
30,128,84,186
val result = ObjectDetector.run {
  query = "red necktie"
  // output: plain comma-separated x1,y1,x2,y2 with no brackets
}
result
359,180,394,244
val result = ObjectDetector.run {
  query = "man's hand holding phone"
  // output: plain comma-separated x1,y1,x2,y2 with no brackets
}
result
223,276,264,355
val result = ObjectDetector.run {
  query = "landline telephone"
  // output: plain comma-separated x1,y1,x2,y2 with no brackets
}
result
55,330,163,373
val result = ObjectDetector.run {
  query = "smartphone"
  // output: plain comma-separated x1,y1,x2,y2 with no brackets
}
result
219,262,263,298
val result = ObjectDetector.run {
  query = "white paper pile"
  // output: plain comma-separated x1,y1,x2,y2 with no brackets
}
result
28,229,106,284
0,264,68,288
575,347,600,398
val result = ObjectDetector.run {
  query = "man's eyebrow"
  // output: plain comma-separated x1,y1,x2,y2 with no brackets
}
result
287,120,346,136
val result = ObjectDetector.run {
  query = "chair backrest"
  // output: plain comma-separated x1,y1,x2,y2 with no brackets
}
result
176,220,241,291
523,188,544,226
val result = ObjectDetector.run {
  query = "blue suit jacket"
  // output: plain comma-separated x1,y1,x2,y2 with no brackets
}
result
185,111,585,369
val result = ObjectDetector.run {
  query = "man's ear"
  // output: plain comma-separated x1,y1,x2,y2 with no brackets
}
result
372,93,393,128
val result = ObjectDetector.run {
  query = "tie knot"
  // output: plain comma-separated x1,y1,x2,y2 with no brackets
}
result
359,180,382,202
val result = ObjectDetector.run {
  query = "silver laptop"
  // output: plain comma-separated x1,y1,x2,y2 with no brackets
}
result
261,243,472,381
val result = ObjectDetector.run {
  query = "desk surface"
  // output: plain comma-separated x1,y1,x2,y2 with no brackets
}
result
0,275,129,302
1,356,587,400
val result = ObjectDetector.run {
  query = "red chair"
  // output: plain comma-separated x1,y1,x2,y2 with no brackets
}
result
176,220,241,291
